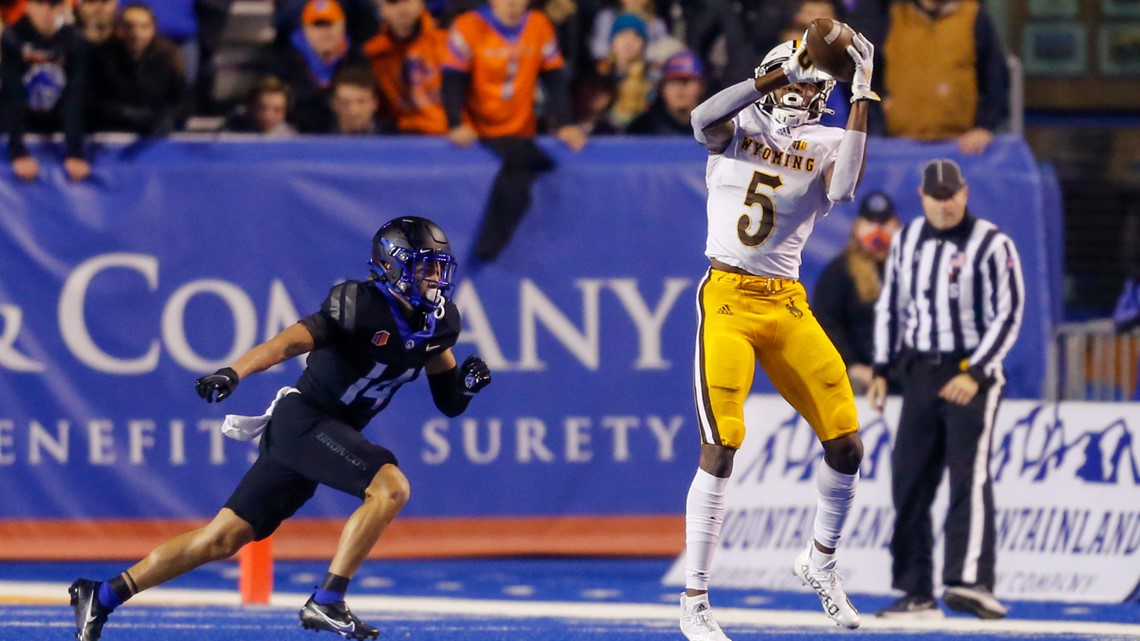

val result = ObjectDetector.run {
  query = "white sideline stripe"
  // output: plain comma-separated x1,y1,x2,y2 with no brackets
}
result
8,581,1139,637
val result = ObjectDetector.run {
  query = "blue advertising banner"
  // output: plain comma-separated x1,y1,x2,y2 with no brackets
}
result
0,135,1058,523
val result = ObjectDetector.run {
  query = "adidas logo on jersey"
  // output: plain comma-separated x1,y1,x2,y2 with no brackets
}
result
716,305,733,315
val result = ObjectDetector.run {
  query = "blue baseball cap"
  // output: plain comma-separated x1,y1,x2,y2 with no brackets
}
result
661,50,703,80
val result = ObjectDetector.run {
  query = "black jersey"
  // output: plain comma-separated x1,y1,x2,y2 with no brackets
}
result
0,17,88,159
296,280,461,429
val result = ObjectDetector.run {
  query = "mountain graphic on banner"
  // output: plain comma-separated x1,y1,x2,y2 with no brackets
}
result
737,402,1139,487
992,404,1140,485
734,409,894,485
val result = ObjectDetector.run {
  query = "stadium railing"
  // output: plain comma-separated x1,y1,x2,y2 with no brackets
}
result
1049,320,1140,401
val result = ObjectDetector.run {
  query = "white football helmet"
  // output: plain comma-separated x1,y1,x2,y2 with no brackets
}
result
755,40,835,127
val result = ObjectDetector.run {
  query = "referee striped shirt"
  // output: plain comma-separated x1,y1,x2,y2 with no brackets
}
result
873,213,1025,381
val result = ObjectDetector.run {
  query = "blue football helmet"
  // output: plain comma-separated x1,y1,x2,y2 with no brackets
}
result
369,216,456,314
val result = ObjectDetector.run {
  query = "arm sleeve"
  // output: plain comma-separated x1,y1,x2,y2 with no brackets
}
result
539,67,571,127
973,8,1010,132
826,130,867,203
689,79,761,144
967,236,1024,374
442,69,469,129
428,366,473,417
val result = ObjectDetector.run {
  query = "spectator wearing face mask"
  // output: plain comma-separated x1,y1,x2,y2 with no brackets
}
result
813,191,902,394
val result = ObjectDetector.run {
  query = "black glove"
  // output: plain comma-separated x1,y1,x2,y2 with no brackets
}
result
458,355,491,396
195,367,239,403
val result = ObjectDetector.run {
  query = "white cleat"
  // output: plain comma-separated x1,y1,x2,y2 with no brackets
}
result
679,593,732,641
793,543,861,629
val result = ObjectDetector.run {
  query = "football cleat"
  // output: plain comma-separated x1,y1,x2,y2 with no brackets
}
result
793,543,861,628
299,595,379,639
679,592,732,641
943,585,1008,620
876,593,944,619
69,578,111,641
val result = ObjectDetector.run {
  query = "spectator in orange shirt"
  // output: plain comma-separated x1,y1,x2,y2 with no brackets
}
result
0,0,26,26
442,0,586,262
363,0,448,135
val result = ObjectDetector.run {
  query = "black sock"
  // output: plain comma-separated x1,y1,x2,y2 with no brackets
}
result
98,573,136,610
313,572,350,605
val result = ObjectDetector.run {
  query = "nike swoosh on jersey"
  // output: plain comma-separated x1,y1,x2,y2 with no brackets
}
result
426,344,441,351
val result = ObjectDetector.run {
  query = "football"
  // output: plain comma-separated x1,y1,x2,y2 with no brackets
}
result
803,18,856,83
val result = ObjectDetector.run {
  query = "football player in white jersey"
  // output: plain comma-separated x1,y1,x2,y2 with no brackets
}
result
678,32,879,640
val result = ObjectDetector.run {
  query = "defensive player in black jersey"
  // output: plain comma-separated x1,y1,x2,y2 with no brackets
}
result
69,217,491,641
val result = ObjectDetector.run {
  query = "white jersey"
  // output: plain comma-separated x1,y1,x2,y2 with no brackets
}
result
704,107,845,279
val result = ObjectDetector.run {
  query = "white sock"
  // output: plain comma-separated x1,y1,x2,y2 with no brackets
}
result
684,468,728,592
810,546,836,569
813,459,858,550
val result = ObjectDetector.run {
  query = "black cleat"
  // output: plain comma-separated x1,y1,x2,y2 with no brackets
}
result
943,585,1009,620
69,579,111,641
876,593,944,619
299,595,379,639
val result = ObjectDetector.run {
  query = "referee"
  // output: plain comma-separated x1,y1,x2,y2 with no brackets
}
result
868,159,1024,620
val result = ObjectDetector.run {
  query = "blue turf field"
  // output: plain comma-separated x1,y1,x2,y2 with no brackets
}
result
1,558,1136,641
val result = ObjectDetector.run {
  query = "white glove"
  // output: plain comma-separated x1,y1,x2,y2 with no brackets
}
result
848,32,881,102
777,37,824,85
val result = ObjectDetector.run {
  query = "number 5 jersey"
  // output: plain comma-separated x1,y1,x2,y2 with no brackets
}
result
704,107,845,280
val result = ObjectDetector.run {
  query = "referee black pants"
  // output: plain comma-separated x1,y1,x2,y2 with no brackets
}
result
889,357,1003,598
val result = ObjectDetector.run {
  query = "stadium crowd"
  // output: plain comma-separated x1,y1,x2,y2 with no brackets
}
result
0,0,1010,178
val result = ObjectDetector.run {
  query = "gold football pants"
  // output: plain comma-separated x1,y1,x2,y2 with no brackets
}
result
693,268,859,448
